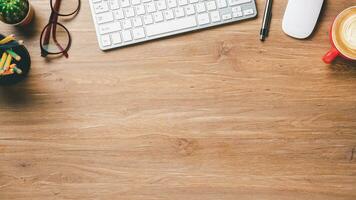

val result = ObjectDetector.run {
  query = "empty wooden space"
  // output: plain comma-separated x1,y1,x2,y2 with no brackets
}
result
0,0,356,199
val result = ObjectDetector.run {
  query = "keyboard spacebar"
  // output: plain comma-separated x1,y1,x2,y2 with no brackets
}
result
146,16,197,37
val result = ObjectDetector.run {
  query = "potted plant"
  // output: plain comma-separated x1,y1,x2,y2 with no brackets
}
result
0,0,34,26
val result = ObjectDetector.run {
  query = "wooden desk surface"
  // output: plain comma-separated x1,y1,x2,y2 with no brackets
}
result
1,0,356,199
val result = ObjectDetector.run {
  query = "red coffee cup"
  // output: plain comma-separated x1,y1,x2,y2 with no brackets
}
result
323,6,356,64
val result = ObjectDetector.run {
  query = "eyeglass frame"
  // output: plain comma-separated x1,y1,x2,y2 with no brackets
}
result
40,0,81,58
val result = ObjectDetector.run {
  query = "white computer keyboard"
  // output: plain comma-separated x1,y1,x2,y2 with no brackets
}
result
89,0,257,50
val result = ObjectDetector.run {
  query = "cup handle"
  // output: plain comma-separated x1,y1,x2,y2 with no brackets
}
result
323,47,340,64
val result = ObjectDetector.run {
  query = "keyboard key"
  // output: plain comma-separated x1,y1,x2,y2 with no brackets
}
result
167,0,177,8
174,7,185,18
232,6,242,12
197,13,210,25
178,0,188,6
229,0,251,6
114,9,125,19
94,2,109,13
210,10,220,22
122,19,132,29
93,0,101,3
216,0,227,8
196,3,206,13
232,11,242,18
119,0,130,7
133,17,143,26
109,0,120,9
99,22,121,34
189,0,198,3
156,0,167,10
96,12,114,24
153,11,164,22
206,1,216,11
135,4,146,15
243,9,254,16
146,15,197,36
101,35,111,46
163,10,174,20
132,0,141,5
111,32,122,44
132,27,146,39
124,7,135,17
222,13,232,20
184,4,195,15
143,14,154,24
122,30,133,41
146,2,156,13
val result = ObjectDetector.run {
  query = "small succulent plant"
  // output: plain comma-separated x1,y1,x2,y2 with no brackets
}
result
0,0,29,24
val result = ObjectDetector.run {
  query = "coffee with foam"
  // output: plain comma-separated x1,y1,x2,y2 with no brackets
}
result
332,7,356,59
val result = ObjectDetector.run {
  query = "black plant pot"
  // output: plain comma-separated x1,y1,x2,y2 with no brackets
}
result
0,34,31,85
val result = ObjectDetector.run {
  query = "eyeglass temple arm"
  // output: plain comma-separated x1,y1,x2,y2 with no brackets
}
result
52,0,69,58
52,24,69,58
43,0,62,45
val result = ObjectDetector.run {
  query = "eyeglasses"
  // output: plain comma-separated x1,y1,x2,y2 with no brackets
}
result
40,0,80,58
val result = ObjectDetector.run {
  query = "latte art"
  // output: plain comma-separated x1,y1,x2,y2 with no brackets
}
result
332,7,356,59
342,15,356,50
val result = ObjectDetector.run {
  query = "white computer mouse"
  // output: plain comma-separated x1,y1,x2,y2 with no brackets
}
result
282,0,324,39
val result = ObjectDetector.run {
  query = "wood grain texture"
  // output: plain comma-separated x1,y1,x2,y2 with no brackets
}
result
1,0,356,199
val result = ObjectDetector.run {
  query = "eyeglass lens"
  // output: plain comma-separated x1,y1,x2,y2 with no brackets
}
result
41,23,70,54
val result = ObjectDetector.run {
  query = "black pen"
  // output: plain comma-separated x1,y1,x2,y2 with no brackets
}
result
260,0,273,41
